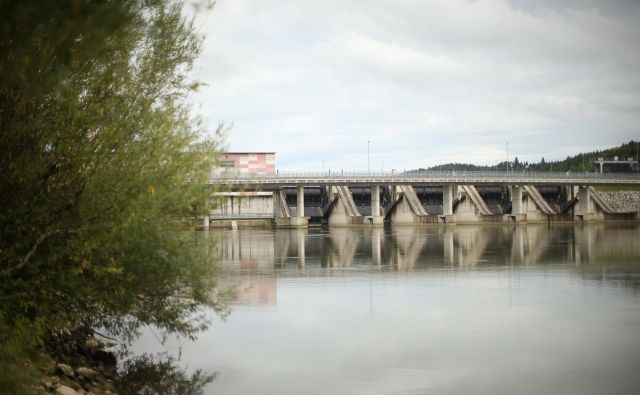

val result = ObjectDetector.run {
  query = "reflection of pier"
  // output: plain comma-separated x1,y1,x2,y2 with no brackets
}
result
451,226,491,267
214,225,640,310
218,225,640,275
510,226,552,265
325,228,361,267
217,225,640,306
390,227,428,271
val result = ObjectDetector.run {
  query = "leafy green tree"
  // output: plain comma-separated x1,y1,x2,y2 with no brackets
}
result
0,0,224,392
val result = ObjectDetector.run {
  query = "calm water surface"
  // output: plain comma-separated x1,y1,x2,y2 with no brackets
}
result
134,224,640,395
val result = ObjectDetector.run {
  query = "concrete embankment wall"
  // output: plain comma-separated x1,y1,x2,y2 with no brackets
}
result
598,191,640,213
210,192,274,217
209,219,274,229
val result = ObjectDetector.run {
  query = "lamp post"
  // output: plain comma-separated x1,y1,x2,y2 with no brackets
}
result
367,140,370,173
506,142,509,173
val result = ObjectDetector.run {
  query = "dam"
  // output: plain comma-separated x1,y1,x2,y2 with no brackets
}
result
204,170,640,228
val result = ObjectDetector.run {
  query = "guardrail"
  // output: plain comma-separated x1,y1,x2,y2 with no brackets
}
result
209,170,640,186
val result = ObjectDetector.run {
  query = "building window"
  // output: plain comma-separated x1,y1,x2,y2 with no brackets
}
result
220,160,235,168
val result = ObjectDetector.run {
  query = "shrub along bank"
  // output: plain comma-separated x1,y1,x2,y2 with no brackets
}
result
0,1,225,393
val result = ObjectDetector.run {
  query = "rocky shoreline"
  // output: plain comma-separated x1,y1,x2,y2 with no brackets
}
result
40,335,120,395
38,331,214,395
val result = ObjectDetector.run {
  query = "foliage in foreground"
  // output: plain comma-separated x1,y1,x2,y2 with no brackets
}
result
0,0,222,392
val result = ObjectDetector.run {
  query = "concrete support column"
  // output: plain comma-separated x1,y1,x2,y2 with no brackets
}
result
273,191,280,217
202,216,210,230
391,185,399,201
510,185,526,223
576,186,592,220
371,185,384,225
371,185,380,216
442,184,455,216
511,186,523,215
297,186,305,218
564,186,573,202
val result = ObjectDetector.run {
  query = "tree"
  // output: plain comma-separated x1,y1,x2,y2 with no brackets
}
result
0,1,223,392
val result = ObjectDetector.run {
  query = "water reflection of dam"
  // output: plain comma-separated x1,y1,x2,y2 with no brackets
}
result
218,224,640,271
217,225,640,305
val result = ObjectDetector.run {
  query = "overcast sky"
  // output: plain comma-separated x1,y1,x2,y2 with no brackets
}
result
188,0,640,171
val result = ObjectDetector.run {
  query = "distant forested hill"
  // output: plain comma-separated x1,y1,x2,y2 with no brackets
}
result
420,140,639,173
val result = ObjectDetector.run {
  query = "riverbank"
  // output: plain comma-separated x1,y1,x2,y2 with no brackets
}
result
40,333,119,395
36,330,215,395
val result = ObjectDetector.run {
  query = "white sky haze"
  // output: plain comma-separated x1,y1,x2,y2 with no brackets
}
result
188,0,640,170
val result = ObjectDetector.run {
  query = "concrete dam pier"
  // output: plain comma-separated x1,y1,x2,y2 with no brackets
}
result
203,171,640,228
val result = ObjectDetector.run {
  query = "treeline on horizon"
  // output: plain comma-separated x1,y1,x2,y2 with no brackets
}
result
420,140,639,172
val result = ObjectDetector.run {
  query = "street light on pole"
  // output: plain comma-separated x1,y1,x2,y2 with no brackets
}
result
367,140,370,173
506,142,509,173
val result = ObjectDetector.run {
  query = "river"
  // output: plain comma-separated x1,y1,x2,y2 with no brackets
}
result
133,224,640,395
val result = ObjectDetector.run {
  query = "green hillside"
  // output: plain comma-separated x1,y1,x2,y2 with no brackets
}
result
423,140,640,173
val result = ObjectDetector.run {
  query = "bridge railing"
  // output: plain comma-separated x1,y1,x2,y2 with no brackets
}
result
209,170,640,182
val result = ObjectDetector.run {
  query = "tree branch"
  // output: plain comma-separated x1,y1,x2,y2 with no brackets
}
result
1,229,60,277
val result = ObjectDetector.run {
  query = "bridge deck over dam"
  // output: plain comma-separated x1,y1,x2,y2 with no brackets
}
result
210,171,640,189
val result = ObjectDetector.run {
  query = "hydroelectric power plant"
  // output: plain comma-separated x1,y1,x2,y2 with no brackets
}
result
203,153,640,229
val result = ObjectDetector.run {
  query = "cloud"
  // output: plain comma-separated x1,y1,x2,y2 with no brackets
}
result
188,0,640,169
